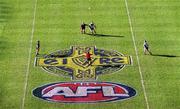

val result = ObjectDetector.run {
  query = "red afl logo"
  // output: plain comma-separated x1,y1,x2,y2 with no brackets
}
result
33,82,136,103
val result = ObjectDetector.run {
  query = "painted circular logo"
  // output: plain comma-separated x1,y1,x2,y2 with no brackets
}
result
33,82,136,103
35,46,132,80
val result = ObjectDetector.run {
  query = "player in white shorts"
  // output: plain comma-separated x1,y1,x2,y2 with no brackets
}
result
143,40,152,55
89,22,96,35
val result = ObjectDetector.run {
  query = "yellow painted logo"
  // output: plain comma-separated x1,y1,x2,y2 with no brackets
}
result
35,46,132,80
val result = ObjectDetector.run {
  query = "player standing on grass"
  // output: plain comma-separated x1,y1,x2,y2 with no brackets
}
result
89,22,96,35
81,22,86,34
36,40,40,56
143,40,152,55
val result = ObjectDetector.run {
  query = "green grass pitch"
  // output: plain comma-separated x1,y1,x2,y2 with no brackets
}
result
0,0,180,109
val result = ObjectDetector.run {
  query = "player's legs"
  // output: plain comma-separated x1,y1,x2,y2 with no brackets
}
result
83,28,85,34
36,48,39,56
144,47,152,55
144,47,146,55
81,28,85,34
89,28,93,34
91,28,95,35
81,28,83,34
93,29,96,34
86,58,92,65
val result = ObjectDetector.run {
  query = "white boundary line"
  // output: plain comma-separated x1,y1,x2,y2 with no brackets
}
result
21,0,38,109
124,0,150,109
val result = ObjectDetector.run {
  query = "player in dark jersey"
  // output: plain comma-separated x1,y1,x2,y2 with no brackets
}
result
143,40,152,55
89,22,96,35
85,51,92,64
36,40,40,56
81,22,86,34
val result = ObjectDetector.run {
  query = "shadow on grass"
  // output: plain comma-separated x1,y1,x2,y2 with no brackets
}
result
151,54,180,58
85,33,125,38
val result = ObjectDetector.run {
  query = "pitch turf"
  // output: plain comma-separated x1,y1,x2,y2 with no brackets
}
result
0,0,180,109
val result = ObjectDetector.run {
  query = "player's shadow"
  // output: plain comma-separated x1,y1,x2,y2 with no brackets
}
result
86,33,124,38
151,54,180,58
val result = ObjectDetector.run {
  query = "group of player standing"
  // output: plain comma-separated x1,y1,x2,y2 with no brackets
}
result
35,22,152,65
81,22,96,35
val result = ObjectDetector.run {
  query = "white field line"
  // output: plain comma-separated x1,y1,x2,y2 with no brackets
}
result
21,0,38,109
124,0,150,109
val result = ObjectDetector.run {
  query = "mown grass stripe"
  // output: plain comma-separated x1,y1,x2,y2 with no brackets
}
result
124,0,150,109
21,0,38,109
